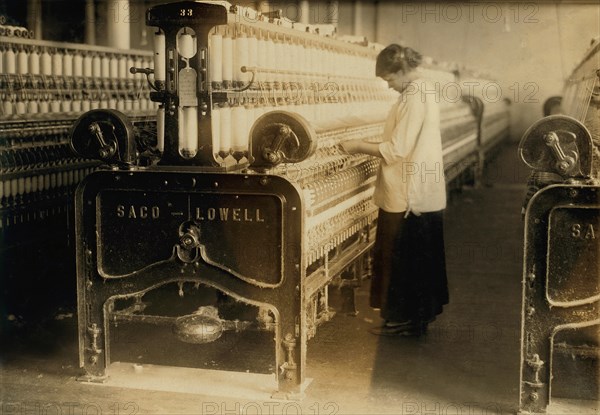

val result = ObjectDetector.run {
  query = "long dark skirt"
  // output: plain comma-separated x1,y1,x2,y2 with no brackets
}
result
370,209,449,324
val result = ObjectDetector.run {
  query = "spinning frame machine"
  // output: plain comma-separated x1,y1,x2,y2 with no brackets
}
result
518,38,600,413
0,0,510,397
72,1,390,397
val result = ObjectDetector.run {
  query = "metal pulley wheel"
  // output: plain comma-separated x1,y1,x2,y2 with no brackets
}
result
70,109,137,165
249,111,317,169
519,115,593,178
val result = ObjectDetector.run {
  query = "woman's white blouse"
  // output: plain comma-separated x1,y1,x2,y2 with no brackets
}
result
374,79,447,214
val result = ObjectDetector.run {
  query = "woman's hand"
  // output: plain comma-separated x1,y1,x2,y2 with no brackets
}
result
340,139,361,155
340,139,382,158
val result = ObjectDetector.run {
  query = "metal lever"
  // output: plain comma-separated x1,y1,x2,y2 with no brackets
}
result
263,125,300,164
70,109,137,166
130,67,159,91
543,131,578,175
89,122,116,159
130,67,154,76
519,115,592,179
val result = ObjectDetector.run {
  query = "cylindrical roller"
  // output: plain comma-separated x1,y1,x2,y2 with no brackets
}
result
153,31,166,83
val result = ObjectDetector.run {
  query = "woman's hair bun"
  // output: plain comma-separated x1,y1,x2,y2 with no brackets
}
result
376,44,422,77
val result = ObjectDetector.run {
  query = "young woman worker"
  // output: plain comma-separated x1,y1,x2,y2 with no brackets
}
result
341,44,449,336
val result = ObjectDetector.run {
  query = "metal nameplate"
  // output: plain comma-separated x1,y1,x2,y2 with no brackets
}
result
97,189,283,285
178,68,198,107
547,206,600,305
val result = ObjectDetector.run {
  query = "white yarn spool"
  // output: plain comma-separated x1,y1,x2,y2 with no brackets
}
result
257,37,267,82
248,35,257,72
101,54,110,78
109,54,118,78
17,177,25,196
27,99,38,114
246,105,256,142
181,106,198,156
209,32,223,83
266,37,275,74
10,179,17,197
52,50,63,76
231,104,247,151
82,54,92,77
15,100,26,114
222,34,233,84
40,48,51,75
92,54,101,78
219,104,231,153
118,56,127,78
63,52,73,76
39,100,49,113
211,106,221,156
32,175,39,193
234,34,248,83
4,46,16,74
73,53,83,77
16,48,27,74
4,180,11,199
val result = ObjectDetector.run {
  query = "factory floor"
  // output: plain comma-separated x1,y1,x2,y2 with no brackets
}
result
0,142,594,414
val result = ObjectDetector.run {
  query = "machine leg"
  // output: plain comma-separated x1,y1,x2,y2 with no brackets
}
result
78,296,109,382
272,311,305,400
519,334,550,413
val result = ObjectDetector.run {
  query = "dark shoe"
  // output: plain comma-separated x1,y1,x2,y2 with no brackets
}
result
368,322,423,337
